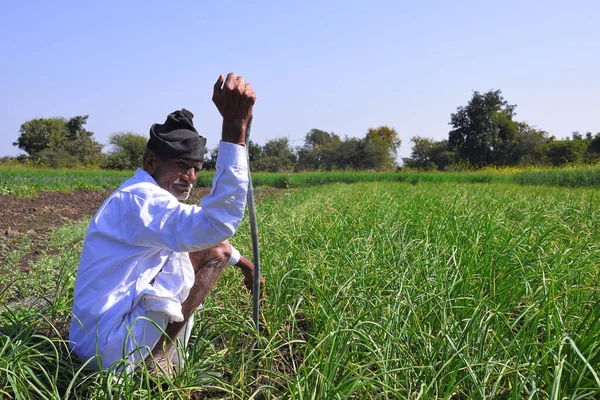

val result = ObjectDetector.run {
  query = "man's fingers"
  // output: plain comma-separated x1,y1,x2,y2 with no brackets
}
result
213,74,224,96
221,72,238,111
213,73,256,123
235,76,246,95
212,74,225,112
244,83,256,102
242,272,264,293
243,84,256,110
224,72,237,91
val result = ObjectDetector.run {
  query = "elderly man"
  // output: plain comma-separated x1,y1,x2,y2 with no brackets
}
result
69,73,259,373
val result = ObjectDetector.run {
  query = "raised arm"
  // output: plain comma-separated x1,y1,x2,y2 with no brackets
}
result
212,72,256,146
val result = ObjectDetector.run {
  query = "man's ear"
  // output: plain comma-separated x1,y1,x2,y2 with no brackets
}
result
143,150,157,174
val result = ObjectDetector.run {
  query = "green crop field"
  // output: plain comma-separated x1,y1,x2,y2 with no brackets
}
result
1,164,600,197
0,166,503,196
1,177,599,398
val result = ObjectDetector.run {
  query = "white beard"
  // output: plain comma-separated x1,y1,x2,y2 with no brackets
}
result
176,190,191,201
172,179,192,200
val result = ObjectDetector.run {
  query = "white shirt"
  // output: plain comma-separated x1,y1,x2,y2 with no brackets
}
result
69,141,248,365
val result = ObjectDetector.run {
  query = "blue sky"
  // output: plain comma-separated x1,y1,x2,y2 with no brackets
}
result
1,1,599,160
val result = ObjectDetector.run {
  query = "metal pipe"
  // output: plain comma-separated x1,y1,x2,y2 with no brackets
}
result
244,116,261,333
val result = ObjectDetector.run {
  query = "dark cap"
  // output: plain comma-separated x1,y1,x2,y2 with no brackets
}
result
146,109,207,161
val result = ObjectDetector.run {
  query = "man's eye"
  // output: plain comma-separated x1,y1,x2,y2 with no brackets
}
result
176,162,188,170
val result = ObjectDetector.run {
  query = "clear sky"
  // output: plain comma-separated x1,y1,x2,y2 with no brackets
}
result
1,1,598,160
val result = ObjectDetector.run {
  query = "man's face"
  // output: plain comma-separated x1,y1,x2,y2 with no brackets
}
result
152,157,203,200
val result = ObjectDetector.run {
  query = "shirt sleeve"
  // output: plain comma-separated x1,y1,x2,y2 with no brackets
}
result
229,245,241,265
108,141,249,253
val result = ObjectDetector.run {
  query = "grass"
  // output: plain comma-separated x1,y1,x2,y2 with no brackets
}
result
513,164,600,187
0,165,600,197
0,166,500,195
0,167,131,196
196,170,502,189
1,164,600,197
1,181,599,398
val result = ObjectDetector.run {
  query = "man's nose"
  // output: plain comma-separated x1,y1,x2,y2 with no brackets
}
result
183,168,197,183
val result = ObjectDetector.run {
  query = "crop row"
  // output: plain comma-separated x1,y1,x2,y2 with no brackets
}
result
0,165,599,196
1,181,598,398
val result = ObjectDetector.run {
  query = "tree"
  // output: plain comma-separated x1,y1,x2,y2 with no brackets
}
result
66,134,104,166
254,138,297,172
586,132,600,162
449,90,519,167
65,115,93,141
366,126,401,158
363,126,401,170
544,139,588,166
202,148,219,170
202,141,262,171
510,123,549,165
247,140,265,171
13,117,67,156
332,137,366,169
297,129,341,170
404,137,453,170
571,131,584,141
101,131,147,170
63,115,103,166
13,115,103,167
35,147,79,168
303,129,341,150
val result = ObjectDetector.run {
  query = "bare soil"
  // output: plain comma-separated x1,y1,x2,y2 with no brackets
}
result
0,186,282,270
0,188,214,270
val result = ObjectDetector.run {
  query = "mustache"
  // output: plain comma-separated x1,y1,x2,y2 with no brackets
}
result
173,179,192,188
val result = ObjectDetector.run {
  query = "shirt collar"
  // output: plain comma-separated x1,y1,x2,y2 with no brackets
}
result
132,168,180,201
133,168,159,186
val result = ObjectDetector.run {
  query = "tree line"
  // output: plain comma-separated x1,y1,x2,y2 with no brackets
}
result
7,90,599,171
9,115,147,170
8,115,402,172
404,90,600,170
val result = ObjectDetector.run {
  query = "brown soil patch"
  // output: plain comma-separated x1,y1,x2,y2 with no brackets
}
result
0,186,282,270
0,190,111,271
0,190,109,236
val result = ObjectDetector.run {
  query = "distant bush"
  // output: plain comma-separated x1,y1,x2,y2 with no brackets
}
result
101,131,147,170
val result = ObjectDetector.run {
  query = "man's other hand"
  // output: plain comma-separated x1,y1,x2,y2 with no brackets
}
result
236,255,264,297
212,73,256,146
